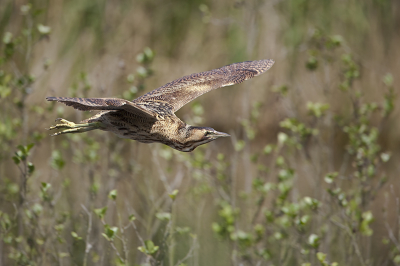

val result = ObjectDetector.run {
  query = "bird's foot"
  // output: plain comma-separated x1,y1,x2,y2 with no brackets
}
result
47,118,100,136
48,118,76,130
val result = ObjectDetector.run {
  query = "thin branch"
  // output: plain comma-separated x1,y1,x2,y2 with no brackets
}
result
384,222,400,253
174,235,197,266
81,204,92,266
109,241,126,263
115,201,129,264
130,220,145,246
330,218,367,266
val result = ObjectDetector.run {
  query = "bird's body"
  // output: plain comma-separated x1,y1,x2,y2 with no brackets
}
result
47,59,274,152
90,110,198,152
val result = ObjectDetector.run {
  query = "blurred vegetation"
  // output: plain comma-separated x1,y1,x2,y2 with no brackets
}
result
0,0,399,265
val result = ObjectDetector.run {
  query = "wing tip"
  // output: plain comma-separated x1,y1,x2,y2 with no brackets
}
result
261,58,275,69
249,59,274,75
46,96,57,101
265,58,275,64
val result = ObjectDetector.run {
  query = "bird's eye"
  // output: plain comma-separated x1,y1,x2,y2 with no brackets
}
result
204,131,210,136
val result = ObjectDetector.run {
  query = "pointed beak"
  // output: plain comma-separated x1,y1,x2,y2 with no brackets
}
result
211,131,230,138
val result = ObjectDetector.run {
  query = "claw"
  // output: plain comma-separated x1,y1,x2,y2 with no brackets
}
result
48,118,77,131
55,118,70,123
47,118,101,136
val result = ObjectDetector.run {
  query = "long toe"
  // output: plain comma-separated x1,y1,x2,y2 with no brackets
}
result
47,121,100,136
48,119,77,131
52,119,76,128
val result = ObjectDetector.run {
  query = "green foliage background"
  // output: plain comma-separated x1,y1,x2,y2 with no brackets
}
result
0,0,399,265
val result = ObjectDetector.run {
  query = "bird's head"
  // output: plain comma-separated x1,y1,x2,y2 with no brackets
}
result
177,126,230,152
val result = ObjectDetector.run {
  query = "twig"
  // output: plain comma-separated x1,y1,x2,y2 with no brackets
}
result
98,213,127,264
151,148,172,193
109,241,126,263
384,222,400,252
115,201,129,264
81,204,92,266
330,218,367,266
131,220,145,246
251,144,281,225
174,235,197,266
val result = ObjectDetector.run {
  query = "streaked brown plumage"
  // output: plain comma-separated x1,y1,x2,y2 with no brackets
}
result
47,59,274,152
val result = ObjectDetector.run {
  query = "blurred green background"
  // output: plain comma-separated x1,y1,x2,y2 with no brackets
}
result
0,0,399,265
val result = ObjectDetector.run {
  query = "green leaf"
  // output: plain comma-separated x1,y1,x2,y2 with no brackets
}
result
176,226,190,234
278,169,294,181
143,47,154,60
155,212,171,221
0,85,11,98
26,143,34,152
136,66,147,78
263,144,273,155
393,255,400,264
307,102,330,118
104,225,118,241
191,102,204,116
138,240,159,255
380,153,391,162
1,213,11,230
327,35,343,48
41,182,51,192
129,214,136,221
108,189,117,200
90,182,100,194
316,252,326,262
296,215,310,227
212,222,221,233
32,203,43,215
3,235,13,244
169,189,179,200
234,140,245,151
316,252,330,266
54,224,64,232
146,240,158,254
324,172,338,184
127,74,135,83
308,234,320,248
136,53,145,63
360,211,374,236
94,207,107,219
20,4,32,15
12,155,20,164
277,132,288,145
3,32,12,44
137,246,146,253
306,56,318,70
7,183,19,194
303,197,321,210
71,231,82,240
37,24,51,35
27,162,35,174
51,150,65,170
271,85,288,96
383,73,393,87
274,232,283,240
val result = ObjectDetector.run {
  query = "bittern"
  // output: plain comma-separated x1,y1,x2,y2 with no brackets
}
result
47,59,274,152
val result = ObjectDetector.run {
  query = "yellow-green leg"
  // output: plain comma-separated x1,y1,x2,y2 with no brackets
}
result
48,118,101,136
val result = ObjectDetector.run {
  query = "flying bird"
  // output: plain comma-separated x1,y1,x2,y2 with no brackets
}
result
47,59,274,152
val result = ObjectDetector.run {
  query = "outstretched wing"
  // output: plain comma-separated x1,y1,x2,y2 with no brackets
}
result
46,97,156,118
134,59,274,113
